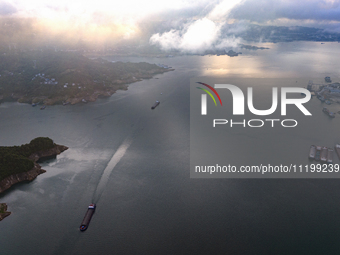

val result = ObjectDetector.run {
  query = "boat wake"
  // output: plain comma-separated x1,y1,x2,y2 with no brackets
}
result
92,136,133,203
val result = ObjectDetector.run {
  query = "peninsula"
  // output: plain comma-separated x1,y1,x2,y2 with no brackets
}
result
0,137,68,220
0,50,173,105
0,203,11,221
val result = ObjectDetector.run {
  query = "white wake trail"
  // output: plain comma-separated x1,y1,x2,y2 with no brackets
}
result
92,137,133,202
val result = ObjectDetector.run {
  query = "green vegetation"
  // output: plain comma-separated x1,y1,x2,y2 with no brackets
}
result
0,50,167,104
0,204,5,213
0,137,55,180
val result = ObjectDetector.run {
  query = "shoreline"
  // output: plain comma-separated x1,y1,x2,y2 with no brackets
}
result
0,203,11,221
0,144,68,221
0,68,174,106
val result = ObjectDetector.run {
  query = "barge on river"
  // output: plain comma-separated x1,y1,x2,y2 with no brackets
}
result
335,144,340,159
320,147,328,162
309,145,316,159
151,101,160,109
327,148,334,164
315,146,322,161
323,107,335,118
80,203,96,231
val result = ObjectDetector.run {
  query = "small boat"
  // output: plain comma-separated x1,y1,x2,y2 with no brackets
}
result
323,107,335,118
40,105,46,110
315,146,322,161
335,144,340,159
63,101,70,106
320,147,328,162
309,145,316,159
327,148,333,164
317,95,326,102
151,101,160,109
82,99,87,103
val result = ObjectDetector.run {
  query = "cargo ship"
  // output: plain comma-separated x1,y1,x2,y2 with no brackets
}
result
335,144,340,159
151,101,160,109
320,146,328,162
309,145,316,159
327,148,334,164
79,203,96,231
315,146,322,161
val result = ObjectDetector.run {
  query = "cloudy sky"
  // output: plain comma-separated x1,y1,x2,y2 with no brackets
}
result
1,0,340,51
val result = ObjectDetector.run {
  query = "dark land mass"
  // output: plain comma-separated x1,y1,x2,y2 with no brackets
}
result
201,49,241,57
231,25,340,43
0,137,68,220
0,203,11,221
239,44,270,50
0,137,68,187
0,50,173,105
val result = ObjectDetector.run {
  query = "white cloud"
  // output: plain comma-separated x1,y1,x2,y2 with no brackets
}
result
150,18,222,53
149,0,243,53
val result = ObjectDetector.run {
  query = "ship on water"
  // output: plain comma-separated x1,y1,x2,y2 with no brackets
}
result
315,146,322,161
309,145,316,159
80,204,96,231
327,148,334,164
151,101,160,109
320,147,328,162
335,144,340,159
322,107,335,118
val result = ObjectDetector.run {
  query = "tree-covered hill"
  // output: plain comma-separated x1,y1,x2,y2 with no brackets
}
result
0,137,55,180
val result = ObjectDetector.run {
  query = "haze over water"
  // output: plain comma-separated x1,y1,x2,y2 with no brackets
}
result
1,42,340,254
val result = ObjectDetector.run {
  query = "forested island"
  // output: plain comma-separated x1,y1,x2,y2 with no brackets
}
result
0,137,68,221
0,50,173,105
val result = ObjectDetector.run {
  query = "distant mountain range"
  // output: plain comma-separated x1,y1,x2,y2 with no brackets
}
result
223,24,340,43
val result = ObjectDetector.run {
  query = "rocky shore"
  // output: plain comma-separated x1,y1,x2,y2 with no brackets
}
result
0,144,68,194
0,203,11,221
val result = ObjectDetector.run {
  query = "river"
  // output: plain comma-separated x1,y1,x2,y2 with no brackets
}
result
1,42,340,254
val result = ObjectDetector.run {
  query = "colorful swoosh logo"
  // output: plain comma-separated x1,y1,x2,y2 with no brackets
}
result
196,82,223,106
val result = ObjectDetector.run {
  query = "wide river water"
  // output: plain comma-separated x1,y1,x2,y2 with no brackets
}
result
1,42,340,254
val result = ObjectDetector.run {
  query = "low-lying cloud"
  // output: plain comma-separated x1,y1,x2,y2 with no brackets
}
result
150,18,225,53
149,0,243,53
0,1,17,15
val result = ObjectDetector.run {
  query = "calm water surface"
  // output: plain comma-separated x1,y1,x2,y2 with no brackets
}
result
1,42,340,254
